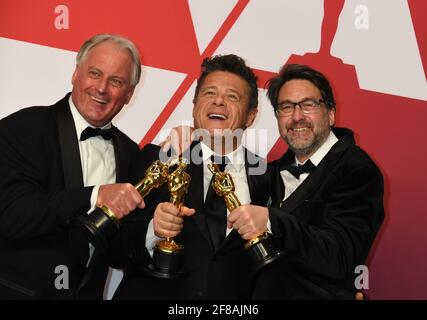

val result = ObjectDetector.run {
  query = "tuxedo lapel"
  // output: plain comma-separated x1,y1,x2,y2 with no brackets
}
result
183,142,212,244
278,129,354,215
55,94,84,189
112,128,131,183
271,152,293,207
55,94,88,284
218,229,244,252
244,148,270,206
278,165,323,215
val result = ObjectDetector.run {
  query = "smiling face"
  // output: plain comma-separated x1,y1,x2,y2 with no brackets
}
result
71,41,135,127
277,79,335,161
192,71,257,142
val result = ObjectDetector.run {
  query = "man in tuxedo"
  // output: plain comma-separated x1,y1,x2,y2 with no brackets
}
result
110,54,271,299
0,34,145,299
231,64,385,299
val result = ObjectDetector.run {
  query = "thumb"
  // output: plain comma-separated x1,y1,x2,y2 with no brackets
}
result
227,221,233,229
180,206,196,216
138,199,146,209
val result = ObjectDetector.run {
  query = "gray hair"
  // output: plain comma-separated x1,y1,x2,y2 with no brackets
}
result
76,33,141,87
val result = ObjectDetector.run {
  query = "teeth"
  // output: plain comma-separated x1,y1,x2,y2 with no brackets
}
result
292,128,308,132
208,113,227,120
90,95,108,104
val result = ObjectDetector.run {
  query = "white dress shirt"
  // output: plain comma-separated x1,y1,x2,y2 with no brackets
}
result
145,142,253,255
69,97,116,263
280,130,338,202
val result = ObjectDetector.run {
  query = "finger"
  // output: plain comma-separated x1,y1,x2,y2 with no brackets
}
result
355,292,364,300
131,191,144,208
227,209,239,224
157,219,183,232
155,227,180,238
161,202,181,216
160,140,170,152
170,141,181,156
110,204,125,219
182,134,191,152
242,231,257,241
112,209,124,220
159,209,184,224
228,213,244,230
227,221,233,229
180,206,196,216
138,199,146,209
236,224,252,236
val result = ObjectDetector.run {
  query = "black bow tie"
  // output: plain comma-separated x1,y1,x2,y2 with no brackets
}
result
210,155,230,172
80,126,115,141
282,159,316,179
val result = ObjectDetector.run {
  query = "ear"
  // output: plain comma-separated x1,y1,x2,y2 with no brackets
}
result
71,65,78,85
192,98,197,118
245,108,258,128
328,108,336,127
125,86,135,104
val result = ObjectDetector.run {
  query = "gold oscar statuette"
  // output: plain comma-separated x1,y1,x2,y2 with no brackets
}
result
147,158,191,278
99,159,170,226
77,159,170,252
208,163,281,271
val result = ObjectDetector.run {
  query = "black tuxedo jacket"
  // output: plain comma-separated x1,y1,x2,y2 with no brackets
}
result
0,93,139,299
110,142,271,299
252,127,384,299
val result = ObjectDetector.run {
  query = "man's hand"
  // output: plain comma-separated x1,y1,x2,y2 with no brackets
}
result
228,205,269,240
153,202,195,238
97,183,145,219
159,125,194,155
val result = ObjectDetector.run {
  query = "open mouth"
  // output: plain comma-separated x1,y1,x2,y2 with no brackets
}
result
290,127,309,132
208,113,227,120
90,95,108,104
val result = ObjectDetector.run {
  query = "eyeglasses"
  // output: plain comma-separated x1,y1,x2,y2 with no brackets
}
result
275,99,325,117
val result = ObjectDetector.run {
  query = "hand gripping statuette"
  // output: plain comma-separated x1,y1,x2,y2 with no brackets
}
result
74,160,170,252
208,163,282,271
146,158,191,279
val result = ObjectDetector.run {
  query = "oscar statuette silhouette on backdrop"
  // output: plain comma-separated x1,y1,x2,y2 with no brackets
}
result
208,162,282,271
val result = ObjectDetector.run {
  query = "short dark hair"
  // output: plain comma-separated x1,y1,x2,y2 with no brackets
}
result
194,54,258,111
267,64,336,112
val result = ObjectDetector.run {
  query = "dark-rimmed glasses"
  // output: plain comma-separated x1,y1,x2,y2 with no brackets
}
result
275,99,325,117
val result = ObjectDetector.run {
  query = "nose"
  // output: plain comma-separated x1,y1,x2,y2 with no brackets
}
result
96,78,108,94
213,94,225,107
291,105,305,122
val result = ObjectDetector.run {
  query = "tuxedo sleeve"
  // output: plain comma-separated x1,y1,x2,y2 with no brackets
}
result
0,114,92,240
269,163,384,280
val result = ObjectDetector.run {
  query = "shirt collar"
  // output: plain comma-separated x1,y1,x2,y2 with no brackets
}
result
200,142,245,168
69,95,112,140
296,130,338,166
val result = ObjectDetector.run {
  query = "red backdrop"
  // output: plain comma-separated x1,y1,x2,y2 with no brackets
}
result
1,0,426,299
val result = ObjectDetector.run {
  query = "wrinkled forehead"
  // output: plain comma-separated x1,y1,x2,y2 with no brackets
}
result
279,79,322,101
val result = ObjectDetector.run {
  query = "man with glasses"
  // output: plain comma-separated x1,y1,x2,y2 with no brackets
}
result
231,64,385,299
154,64,384,299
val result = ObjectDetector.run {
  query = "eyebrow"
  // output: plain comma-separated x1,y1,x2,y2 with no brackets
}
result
201,86,217,91
205,86,242,95
279,96,320,103
88,66,127,81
